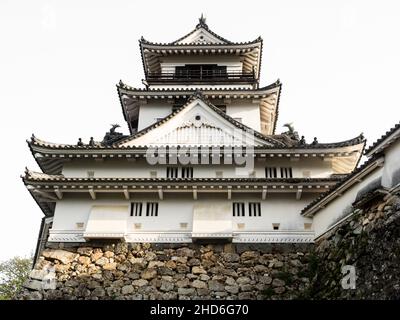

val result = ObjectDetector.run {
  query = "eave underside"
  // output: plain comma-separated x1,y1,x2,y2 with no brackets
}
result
140,43,262,78
24,174,343,216
28,137,365,175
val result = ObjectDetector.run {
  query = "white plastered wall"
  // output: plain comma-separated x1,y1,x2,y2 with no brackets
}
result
381,142,400,188
137,99,262,134
313,167,383,238
137,101,172,131
50,192,315,240
226,100,261,132
61,157,335,179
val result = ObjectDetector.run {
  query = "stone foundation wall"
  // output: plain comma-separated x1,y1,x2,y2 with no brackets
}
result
305,191,400,299
18,191,400,300
19,243,312,300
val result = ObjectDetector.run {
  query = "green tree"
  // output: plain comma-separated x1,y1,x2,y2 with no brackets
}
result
0,256,32,300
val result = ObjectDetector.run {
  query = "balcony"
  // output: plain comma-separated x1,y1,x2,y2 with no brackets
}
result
146,70,257,84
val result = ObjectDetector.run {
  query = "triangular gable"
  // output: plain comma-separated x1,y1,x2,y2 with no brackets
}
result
117,96,281,147
174,26,230,45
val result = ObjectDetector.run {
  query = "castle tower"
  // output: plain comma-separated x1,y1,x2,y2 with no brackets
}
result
23,17,365,262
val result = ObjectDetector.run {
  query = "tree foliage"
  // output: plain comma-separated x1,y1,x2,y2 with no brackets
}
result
0,256,32,300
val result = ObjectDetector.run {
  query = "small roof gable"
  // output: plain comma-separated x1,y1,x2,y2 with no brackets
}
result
116,92,284,148
139,16,263,77
117,80,282,135
172,15,233,45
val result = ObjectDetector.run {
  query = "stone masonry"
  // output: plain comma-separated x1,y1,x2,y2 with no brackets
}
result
18,190,400,300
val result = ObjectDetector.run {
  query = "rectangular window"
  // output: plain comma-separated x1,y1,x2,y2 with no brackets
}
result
167,167,179,178
280,167,293,178
146,202,159,217
265,167,277,178
167,167,193,178
302,170,310,178
181,167,193,179
248,202,261,217
273,223,280,230
150,171,157,178
233,202,245,217
180,222,188,229
130,202,143,217
304,223,312,230
87,171,95,178
215,171,223,178
76,222,84,229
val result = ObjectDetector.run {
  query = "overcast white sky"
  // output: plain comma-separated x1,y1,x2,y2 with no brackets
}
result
0,0,399,262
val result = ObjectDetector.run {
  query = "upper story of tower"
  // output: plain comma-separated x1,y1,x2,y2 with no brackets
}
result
140,15,262,90
119,16,278,136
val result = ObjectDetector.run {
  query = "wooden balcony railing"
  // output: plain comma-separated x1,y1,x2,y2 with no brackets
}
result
146,71,257,84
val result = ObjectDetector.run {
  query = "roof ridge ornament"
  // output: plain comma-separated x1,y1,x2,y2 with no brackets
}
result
102,124,127,146
196,14,208,29
192,89,205,99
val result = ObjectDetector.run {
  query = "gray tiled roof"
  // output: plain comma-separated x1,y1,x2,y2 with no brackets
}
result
364,122,400,155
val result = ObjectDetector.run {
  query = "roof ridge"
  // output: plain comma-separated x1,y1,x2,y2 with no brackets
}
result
364,121,400,155
171,15,233,45
140,38,262,47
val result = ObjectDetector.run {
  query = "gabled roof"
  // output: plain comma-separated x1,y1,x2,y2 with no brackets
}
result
139,17,263,79
117,80,282,135
140,16,261,46
171,15,233,45
28,130,365,176
364,121,400,157
115,91,284,147
28,131,364,151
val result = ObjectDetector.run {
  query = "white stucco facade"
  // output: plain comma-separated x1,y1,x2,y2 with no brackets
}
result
381,141,400,188
312,166,383,238
311,126,400,239
49,193,314,243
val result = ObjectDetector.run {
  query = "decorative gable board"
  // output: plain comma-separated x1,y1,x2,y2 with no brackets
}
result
119,98,272,147
175,27,228,45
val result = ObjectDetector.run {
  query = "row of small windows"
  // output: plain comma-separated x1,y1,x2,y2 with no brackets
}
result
130,202,159,217
166,167,194,178
166,167,293,179
265,167,293,178
233,202,261,217
89,167,295,179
